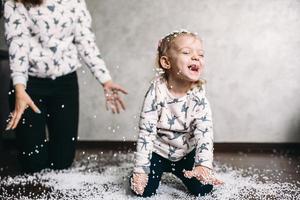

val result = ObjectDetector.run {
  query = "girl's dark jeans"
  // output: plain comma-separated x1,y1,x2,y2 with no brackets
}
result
130,150,213,197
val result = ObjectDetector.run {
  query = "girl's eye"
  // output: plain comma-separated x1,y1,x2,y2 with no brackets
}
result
182,51,190,54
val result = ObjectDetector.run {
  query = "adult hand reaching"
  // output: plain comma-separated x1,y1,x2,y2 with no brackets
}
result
6,84,41,130
184,165,224,186
102,80,128,114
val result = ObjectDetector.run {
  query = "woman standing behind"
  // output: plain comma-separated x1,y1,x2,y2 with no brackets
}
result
4,0,127,173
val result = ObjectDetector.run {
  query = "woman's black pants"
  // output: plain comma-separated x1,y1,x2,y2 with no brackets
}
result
10,72,79,173
130,150,213,197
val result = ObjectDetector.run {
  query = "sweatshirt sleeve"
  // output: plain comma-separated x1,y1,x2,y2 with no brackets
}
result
74,0,111,84
193,91,214,170
133,83,158,174
4,1,30,87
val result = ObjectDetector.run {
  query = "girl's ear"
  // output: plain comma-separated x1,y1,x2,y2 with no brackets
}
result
160,56,171,70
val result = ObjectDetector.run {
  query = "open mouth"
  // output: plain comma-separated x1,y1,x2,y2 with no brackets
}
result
188,64,199,72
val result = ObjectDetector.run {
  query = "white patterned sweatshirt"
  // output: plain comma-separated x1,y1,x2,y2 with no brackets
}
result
4,0,111,86
134,77,214,174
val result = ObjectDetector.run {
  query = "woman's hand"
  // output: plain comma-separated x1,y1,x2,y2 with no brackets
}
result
6,84,41,130
102,80,127,114
130,173,148,195
184,165,224,185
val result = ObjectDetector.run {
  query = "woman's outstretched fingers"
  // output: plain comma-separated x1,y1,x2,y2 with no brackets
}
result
11,113,21,129
110,102,116,114
114,84,128,94
103,81,127,114
6,101,41,130
105,91,115,113
5,112,16,130
111,92,121,113
28,101,41,114
7,86,41,130
114,99,121,114
12,102,40,129
115,95,126,111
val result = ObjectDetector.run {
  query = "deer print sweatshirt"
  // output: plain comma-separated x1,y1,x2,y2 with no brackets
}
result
4,0,111,86
134,77,214,174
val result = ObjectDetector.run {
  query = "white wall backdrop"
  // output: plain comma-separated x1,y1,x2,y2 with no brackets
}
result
1,0,300,142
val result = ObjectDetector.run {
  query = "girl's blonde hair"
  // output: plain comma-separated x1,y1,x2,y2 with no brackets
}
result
155,30,206,88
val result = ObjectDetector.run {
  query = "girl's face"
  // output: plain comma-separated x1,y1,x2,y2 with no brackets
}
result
162,35,204,82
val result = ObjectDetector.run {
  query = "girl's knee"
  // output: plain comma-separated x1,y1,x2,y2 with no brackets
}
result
50,159,73,170
189,184,213,196
131,189,157,198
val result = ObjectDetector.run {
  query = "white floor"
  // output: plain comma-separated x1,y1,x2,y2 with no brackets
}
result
0,152,299,199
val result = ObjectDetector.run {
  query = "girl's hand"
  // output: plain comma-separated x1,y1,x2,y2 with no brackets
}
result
184,165,224,186
6,84,41,130
102,80,128,114
130,173,148,195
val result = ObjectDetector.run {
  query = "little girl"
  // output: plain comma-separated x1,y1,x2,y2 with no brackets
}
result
130,30,223,197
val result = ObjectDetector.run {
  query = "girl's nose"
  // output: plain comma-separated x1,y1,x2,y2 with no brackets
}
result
191,54,200,61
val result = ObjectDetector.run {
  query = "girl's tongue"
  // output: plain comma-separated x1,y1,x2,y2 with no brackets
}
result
188,64,199,72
